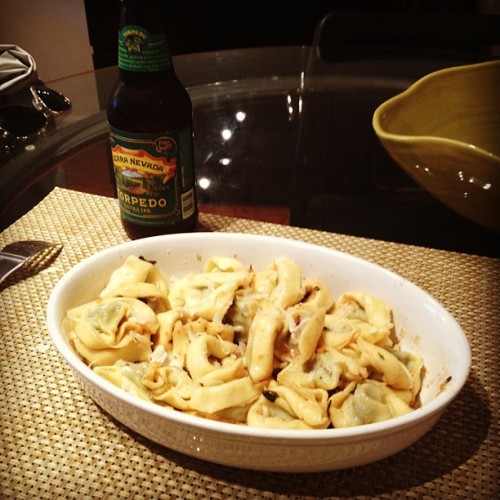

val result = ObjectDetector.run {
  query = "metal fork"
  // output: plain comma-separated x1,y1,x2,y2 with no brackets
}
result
0,240,63,284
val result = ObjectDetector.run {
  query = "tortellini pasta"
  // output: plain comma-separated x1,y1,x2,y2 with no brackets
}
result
63,254,425,429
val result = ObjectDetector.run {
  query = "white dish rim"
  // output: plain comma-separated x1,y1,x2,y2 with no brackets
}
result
46,232,471,443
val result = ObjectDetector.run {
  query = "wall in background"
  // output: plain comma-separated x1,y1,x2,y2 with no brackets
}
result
84,0,335,69
0,0,93,82
0,0,495,82
84,0,483,70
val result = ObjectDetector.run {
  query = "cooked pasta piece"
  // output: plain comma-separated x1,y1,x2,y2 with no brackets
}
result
155,309,183,351
142,364,195,410
356,337,413,390
185,333,239,381
247,380,329,429
329,380,414,427
331,292,394,347
65,297,156,366
100,255,152,293
392,350,424,404
225,289,268,342
187,317,235,342
285,304,325,362
203,256,245,273
247,396,314,429
278,350,342,391
95,361,151,401
246,307,284,383
301,278,335,311
170,320,191,367
321,316,360,350
269,257,305,309
189,377,260,415
168,269,249,322
100,255,167,297
102,282,169,313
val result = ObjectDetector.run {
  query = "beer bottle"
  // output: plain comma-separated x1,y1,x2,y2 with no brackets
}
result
107,0,198,239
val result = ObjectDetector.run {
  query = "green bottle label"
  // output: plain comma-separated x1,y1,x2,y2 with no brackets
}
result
109,126,196,227
118,25,172,72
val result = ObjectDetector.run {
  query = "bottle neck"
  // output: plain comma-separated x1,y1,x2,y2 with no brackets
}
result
117,1,173,74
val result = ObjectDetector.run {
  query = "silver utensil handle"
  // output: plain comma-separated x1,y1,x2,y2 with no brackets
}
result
0,252,26,283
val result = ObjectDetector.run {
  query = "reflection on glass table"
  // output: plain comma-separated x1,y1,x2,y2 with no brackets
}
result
0,47,498,257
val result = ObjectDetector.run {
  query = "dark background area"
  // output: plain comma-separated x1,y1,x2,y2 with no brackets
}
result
84,0,480,69
81,0,499,257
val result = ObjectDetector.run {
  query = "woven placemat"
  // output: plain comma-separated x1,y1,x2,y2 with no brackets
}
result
1,188,498,499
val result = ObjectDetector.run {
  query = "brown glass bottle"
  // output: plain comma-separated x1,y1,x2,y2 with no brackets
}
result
107,0,198,239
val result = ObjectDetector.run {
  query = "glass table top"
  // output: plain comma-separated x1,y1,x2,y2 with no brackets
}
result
1,47,498,257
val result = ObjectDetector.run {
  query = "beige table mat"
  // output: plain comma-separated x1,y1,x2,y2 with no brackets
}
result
1,187,498,499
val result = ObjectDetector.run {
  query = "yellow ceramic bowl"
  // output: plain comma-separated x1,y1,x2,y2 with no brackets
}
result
373,60,500,232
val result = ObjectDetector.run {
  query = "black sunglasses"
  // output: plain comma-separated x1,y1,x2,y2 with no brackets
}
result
0,86,71,154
